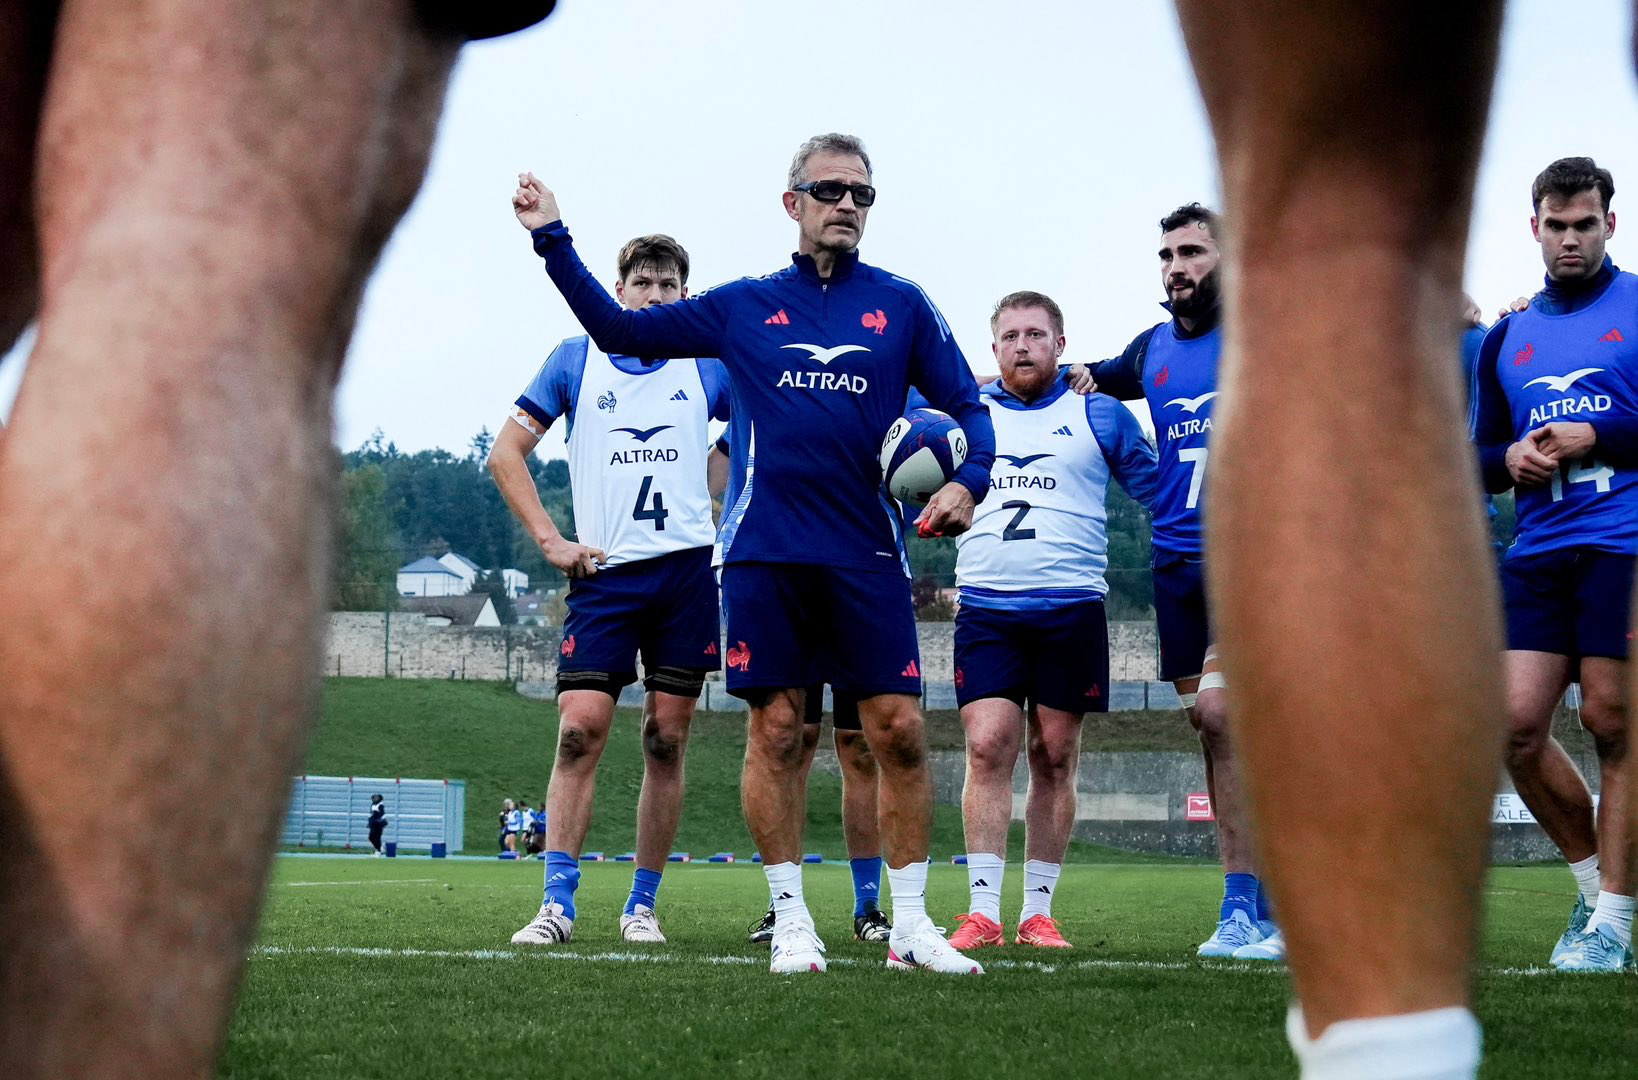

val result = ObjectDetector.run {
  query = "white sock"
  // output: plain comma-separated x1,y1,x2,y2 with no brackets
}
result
764,861,809,925
1568,853,1601,905
1019,859,1061,922
965,853,1004,923
1287,1005,1480,1080
887,860,933,933
1585,890,1635,946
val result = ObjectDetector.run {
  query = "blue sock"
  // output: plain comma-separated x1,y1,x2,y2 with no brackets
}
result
625,867,663,916
543,851,581,920
850,855,884,917
1255,878,1276,924
1221,872,1258,922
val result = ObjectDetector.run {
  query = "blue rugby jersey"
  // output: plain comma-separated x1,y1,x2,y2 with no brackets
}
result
531,221,996,573
1472,259,1638,557
1090,305,1220,556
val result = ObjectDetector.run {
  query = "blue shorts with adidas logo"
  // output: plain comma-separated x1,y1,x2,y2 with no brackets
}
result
953,599,1109,714
557,545,721,693
719,563,922,700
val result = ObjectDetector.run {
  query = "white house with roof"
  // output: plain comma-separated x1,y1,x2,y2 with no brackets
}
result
437,552,483,592
397,556,466,597
397,594,500,628
398,551,530,600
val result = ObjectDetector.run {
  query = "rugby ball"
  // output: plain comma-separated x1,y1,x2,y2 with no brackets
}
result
880,408,967,506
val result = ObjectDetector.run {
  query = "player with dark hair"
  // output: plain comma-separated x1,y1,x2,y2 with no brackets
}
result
513,131,996,975
1078,204,1282,960
491,233,728,945
1472,155,1636,971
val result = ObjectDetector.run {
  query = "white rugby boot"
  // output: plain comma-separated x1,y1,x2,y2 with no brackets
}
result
511,900,574,945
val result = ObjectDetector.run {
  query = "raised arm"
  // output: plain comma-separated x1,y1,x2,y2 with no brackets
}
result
513,172,728,361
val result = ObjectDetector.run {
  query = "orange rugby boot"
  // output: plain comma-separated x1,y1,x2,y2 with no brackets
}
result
947,912,1005,950
1015,914,1072,948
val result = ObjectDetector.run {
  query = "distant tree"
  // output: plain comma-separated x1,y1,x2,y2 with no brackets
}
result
333,464,400,610
472,569,517,625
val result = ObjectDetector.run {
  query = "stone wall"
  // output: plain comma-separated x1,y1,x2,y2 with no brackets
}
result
324,613,1163,685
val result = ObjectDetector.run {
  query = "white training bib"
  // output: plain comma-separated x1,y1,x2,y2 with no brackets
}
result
566,350,715,566
956,389,1113,595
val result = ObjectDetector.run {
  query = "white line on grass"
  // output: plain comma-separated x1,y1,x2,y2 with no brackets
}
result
279,879,439,888
249,945,1553,978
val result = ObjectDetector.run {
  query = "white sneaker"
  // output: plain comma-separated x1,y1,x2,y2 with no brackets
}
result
620,905,667,943
1232,926,1286,961
510,901,574,945
888,921,984,974
769,917,827,974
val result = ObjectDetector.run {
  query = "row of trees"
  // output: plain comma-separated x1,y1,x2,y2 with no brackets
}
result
332,427,1518,622
333,428,573,614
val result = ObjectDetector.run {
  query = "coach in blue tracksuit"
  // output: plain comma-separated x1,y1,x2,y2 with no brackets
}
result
514,134,995,976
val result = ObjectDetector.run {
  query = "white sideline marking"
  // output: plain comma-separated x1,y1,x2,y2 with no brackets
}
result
249,945,1553,977
280,879,438,888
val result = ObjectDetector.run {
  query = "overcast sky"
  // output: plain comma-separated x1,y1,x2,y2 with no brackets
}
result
4,0,1637,454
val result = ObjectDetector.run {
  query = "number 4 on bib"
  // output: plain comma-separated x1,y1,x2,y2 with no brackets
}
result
633,474,669,530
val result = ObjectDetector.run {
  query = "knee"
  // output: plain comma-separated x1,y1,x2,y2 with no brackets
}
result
1579,695,1628,757
868,706,926,772
1192,694,1231,750
966,730,1016,781
641,715,687,768
1026,733,1077,786
1505,704,1553,767
751,706,808,769
555,721,606,767
836,732,877,779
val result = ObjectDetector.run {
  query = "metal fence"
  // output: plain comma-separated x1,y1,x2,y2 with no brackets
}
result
281,775,466,852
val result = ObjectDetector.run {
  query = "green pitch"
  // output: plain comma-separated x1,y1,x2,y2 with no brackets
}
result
225,859,1632,1079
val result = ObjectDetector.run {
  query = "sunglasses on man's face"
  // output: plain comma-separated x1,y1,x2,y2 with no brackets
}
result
793,180,877,207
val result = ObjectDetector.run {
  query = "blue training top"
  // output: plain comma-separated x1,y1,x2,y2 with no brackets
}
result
1090,304,1220,557
532,221,996,574
1472,258,1638,558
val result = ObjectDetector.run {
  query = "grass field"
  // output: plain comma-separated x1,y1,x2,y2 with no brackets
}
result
227,858,1633,1079
234,679,1633,1078
306,679,1191,861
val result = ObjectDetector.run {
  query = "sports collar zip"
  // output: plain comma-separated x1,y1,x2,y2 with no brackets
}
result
791,249,861,284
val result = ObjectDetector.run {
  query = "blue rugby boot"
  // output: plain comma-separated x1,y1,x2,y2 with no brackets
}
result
1554,924,1636,972
1548,895,1593,966
1197,909,1263,958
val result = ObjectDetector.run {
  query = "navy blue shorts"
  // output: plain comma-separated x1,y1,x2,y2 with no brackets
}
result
1501,547,1635,661
1152,550,1212,682
557,546,721,691
952,600,1109,714
803,685,863,730
719,563,921,699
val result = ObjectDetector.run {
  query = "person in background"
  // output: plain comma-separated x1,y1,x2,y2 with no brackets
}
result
368,794,388,858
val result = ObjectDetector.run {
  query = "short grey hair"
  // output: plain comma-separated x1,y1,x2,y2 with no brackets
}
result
786,133,873,191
